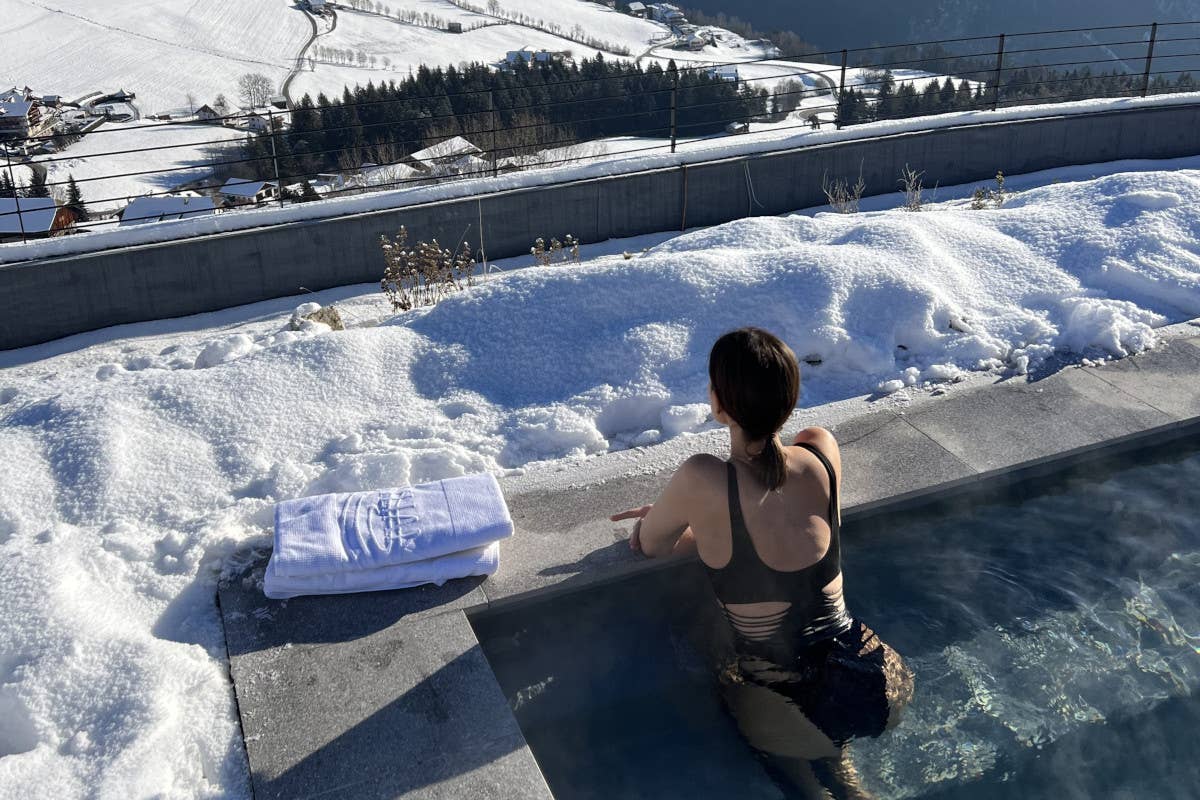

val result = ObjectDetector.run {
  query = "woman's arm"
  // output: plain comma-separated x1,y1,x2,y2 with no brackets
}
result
611,454,717,558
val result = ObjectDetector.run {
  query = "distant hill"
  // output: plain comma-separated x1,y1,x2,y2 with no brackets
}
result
683,0,1200,50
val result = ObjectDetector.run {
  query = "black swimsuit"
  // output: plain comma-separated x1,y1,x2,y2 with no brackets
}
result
706,443,854,663
705,444,913,747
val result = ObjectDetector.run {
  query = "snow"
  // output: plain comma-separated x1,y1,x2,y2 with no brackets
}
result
1,161,1199,795
7,91,1200,264
0,0,311,115
35,120,247,216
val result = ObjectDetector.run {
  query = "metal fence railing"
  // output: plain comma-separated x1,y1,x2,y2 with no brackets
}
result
2,20,1199,244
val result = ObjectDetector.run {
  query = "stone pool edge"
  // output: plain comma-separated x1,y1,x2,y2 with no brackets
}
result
218,322,1200,800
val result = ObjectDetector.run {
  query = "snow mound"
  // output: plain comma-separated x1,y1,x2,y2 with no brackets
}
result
1,165,1199,797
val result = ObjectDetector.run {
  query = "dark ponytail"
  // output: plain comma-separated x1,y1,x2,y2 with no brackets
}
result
709,327,801,491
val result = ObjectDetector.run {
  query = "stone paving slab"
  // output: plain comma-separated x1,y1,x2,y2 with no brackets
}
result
219,329,1200,800
219,565,550,800
901,364,1174,473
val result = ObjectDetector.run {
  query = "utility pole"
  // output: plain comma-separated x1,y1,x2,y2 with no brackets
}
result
3,148,27,244
836,49,848,130
490,90,498,178
670,66,678,153
268,109,283,207
991,34,1006,111
1141,22,1159,97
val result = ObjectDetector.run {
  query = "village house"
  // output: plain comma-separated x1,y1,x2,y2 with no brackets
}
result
706,66,739,83
648,3,685,25
502,48,571,70
627,2,647,18
0,197,75,243
0,99,35,140
194,104,222,123
219,178,279,207
118,194,217,226
0,88,40,141
408,136,483,172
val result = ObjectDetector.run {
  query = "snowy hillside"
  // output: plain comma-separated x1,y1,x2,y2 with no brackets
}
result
0,0,311,115
2,0,676,115
289,0,672,101
1,161,1199,795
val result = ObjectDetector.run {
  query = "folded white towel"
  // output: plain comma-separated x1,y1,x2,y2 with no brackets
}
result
269,472,513,580
263,541,500,600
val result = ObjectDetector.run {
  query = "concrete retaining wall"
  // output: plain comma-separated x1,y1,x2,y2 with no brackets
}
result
4,102,1199,350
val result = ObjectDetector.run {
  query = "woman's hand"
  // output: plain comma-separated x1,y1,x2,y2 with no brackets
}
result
610,505,653,554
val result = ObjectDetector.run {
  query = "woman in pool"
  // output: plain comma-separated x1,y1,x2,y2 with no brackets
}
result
612,327,913,799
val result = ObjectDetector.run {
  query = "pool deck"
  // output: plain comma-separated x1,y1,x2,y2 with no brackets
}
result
219,321,1200,800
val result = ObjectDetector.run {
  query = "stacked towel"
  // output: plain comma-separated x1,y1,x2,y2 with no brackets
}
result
264,472,513,599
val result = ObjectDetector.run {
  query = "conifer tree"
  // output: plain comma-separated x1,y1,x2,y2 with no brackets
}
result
65,174,88,221
0,173,14,198
874,71,896,120
25,170,50,198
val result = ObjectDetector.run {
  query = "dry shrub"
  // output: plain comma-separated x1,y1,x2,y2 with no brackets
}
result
531,234,580,267
380,225,476,312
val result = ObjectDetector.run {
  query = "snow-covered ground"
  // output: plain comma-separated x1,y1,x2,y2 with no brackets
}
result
0,0,310,115
35,120,249,216
1,160,1200,795
7,91,1200,264
288,0,669,101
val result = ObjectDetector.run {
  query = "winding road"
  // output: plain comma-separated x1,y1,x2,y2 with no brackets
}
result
283,7,338,105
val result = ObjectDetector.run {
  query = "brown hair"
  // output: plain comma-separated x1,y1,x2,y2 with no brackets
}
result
708,327,801,491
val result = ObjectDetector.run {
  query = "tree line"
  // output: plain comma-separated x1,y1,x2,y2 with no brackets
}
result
240,55,768,184
834,64,1198,125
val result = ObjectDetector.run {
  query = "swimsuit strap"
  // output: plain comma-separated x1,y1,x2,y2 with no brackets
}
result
793,442,840,533
725,461,758,564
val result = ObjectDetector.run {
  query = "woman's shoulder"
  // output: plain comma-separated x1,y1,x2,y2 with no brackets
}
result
789,427,842,472
791,426,840,452
680,452,728,479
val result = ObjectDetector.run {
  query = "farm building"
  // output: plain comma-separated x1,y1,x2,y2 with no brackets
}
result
0,95,39,140
194,105,222,122
118,194,217,226
219,178,279,206
408,136,483,171
502,48,570,70
648,3,685,24
0,197,75,242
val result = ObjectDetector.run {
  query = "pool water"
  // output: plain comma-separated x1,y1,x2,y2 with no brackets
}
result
471,433,1200,799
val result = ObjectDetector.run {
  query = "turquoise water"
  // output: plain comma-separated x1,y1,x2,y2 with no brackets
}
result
472,434,1200,799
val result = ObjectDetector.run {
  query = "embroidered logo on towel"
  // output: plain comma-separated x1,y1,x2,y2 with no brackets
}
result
372,490,420,552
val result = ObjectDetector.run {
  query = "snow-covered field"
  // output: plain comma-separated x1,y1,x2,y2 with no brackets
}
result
0,0,310,115
1,161,1199,795
36,121,248,215
289,0,669,101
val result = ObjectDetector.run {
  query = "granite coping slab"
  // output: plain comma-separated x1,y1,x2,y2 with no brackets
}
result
219,327,1200,800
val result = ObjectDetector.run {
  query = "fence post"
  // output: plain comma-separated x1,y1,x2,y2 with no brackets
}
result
490,90,498,178
1141,22,1159,97
991,33,1006,111
836,49,848,130
267,109,283,207
3,148,27,244
670,66,678,154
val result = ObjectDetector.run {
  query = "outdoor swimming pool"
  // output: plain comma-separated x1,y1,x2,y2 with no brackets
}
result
471,429,1200,799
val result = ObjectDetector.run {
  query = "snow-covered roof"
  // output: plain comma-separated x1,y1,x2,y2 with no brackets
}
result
119,195,216,226
360,162,422,186
448,154,491,175
220,178,276,198
628,2,645,10
0,197,58,234
0,100,33,121
409,136,482,166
